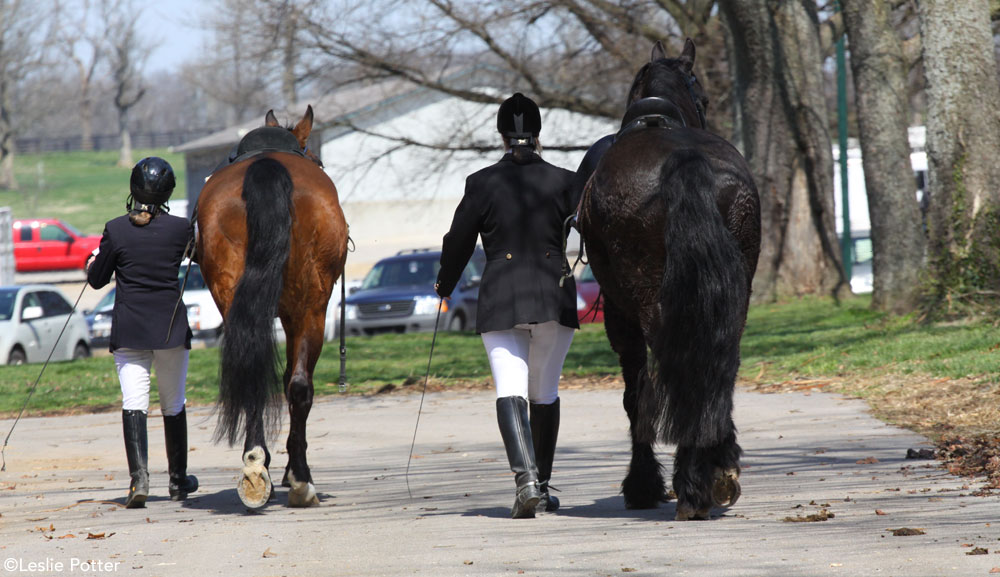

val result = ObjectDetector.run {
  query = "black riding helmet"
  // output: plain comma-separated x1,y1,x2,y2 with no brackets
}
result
496,92,541,140
129,157,176,207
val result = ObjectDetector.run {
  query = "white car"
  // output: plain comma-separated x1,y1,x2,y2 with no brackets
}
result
0,284,91,365
86,262,226,348
179,261,225,345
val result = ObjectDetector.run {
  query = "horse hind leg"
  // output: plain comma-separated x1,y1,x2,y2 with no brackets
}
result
605,298,666,509
283,327,321,508
285,371,318,507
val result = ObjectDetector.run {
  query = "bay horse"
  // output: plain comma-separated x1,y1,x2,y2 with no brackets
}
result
197,106,349,508
579,39,761,520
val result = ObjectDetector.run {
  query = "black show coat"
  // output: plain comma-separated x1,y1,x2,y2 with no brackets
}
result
87,213,192,352
437,152,580,334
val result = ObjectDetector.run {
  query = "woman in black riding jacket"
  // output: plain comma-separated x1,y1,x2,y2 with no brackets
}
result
86,157,198,508
436,93,580,518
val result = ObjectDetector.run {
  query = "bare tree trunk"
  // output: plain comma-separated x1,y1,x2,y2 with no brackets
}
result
917,0,1000,313
0,95,17,190
769,0,847,298
118,111,132,167
719,0,845,302
841,0,926,314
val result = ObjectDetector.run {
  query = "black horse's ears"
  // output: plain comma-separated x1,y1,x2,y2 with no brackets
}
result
679,38,696,73
292,105,314,147
265,110,280,127
651,41,667,62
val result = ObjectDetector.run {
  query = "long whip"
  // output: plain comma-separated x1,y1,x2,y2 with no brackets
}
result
404,297,444,498
2,282,88,471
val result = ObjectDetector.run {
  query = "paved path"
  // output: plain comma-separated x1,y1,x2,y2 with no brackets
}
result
1,388,997,576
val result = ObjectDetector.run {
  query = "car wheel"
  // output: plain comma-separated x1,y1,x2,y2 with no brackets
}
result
8,348,27,366
73,342,91,360
447,313,465,332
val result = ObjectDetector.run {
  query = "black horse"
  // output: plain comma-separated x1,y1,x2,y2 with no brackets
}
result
579,39,761,520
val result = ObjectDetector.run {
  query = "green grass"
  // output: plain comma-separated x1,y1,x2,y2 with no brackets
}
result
740,295,1000,386
1,149,186,234
2,296,996,417
0,324,620,416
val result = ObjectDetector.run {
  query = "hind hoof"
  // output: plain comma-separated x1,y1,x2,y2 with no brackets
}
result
286,470,319,507
711,467,741,508
675,502,711,521
237,446,272,510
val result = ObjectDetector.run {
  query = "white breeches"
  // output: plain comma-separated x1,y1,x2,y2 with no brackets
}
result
481,321,575,404
115,346,189,416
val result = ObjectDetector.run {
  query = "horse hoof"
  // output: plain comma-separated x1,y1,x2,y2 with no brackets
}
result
286,470,319,508
711,467,741,508
237,446,272,510
675,502,710,521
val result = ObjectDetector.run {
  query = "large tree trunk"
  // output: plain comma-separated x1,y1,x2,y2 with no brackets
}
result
917,0,1000,313
842,0,927,313
719,0,846,302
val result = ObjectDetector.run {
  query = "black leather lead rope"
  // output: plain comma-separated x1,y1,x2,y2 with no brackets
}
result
405,298,444,498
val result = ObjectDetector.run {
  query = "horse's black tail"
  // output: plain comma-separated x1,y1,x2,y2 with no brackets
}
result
648,149,747,448
215,157,292,447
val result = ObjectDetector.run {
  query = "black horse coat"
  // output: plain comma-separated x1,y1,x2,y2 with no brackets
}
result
437,152,580,334
87,213,192,352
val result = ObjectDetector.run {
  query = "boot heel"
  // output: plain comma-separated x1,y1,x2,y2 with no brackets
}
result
126,469,148,508
512,482,542,518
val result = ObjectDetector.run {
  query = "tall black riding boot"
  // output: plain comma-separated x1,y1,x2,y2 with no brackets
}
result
122,410,149,509
530,398,561,512
496,396,542,519
163,409,199,501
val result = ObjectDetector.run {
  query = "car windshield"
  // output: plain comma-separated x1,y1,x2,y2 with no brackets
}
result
95,288,116,311
361,257,440,290
178,263,208,290
0,288,16,320
61,221,83,237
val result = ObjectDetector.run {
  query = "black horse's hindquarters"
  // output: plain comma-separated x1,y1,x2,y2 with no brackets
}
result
584,127,758,316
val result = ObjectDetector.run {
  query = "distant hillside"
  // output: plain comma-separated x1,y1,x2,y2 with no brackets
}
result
1,149,185,234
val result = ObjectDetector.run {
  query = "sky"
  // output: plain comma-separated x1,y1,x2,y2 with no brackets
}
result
143,0,211,73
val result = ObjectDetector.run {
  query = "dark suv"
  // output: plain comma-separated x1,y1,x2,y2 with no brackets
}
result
342,248,485,336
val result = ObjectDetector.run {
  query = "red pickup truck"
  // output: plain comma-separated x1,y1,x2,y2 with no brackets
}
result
12,219,102,272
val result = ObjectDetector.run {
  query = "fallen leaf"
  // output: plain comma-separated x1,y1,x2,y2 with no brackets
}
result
622,569,638,573
463,561,473,566
889,528,925,536
783,509,834,522
875,510,888,516
989,568,1000,574
856,457,879,464
830,563,843,567
262,548,277,558
967,548,989,556
87,532,113,540
57,534,76,539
